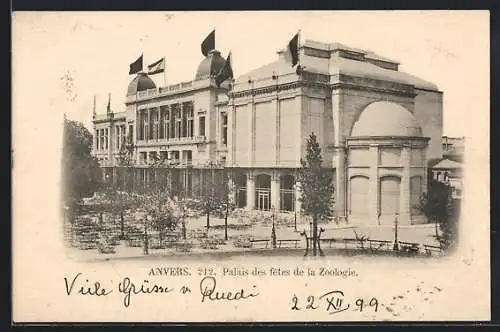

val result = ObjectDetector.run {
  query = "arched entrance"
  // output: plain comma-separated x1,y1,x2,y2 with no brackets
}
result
379,176,401,221
255,174,271,211
349,175,369,217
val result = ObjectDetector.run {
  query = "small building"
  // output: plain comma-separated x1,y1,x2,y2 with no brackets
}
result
430,136,464,199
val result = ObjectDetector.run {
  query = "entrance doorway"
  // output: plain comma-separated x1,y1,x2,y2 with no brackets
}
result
255,174,271,211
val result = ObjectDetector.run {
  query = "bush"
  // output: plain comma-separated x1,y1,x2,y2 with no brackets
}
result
200,236,221,250
233,235,254,248
188,229,208,239
176,240,193,252
97,234,116,254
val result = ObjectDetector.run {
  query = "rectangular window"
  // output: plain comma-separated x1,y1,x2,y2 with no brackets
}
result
116,126,120,150
149,111,154,140
199,115,206,137
99,129,104,150
138,113,143,140
165,109,170,140
105,128,109,149
222,113,228,145
182,106,188,138
170,108,176,139
159,108,165,139
186,103,194,138
153,110,160,140
96,130,100,150
144,115,149,141
128,125,133,143
121,125,126,147
172,105,181,138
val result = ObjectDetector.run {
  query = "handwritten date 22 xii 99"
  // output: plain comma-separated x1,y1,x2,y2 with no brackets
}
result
291,291,378,315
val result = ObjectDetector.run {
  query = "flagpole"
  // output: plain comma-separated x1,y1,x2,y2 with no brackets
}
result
298,29,302,67
141,53,144,74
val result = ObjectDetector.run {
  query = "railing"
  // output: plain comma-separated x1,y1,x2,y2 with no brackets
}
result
136,136,206,146
134,81,195,100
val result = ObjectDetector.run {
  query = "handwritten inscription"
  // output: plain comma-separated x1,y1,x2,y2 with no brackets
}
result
199,276,259,303
62,266,370,316
291,291,378,314
64,273,112,297
118,277,174,308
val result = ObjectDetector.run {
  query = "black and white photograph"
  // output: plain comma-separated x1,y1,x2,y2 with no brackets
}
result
12,11,490,322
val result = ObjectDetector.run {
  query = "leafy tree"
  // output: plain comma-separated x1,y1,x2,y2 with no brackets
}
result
419,179,458,251
61,118,101,209
191,162,234,232
297,133,335,256
137,186,179,251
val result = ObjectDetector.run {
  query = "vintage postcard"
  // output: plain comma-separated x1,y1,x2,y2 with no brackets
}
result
12,11,490,323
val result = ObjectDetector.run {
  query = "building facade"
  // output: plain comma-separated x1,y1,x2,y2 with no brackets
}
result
92,40,444,225
92,49,231,196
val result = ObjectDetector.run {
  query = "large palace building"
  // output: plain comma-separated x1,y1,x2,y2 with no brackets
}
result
92,40,443,226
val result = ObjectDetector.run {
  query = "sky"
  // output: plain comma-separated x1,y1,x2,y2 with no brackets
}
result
13,11,489,136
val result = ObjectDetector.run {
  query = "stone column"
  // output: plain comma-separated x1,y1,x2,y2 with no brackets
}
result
246,172,255,210
399,146,411,225
136,110,141,141
335,148,347,220
146,108,153,141
368,144,379,225
422,148,428,194
107,126,112,162
230,105,236,165
274,97,280,166
250,100,256,166
271,171,280,212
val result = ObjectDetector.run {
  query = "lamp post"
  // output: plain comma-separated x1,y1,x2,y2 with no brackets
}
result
271,206,277,249
393,213,399,251
143,215,150,255
293,183,298,232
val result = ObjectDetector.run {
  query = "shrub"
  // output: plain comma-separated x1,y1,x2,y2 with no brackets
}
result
176,240,193,252
200,236,220,250
233,235,254,248
188,229,208,239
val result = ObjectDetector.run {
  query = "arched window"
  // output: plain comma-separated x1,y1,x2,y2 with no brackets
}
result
280,174,295,212
255,174,271,211
379,176,401,217
349,176,369,216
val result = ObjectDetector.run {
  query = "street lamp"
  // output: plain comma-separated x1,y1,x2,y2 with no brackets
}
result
393,213,399,251
293,183,298,232
143,215,150,255
271,206,277,248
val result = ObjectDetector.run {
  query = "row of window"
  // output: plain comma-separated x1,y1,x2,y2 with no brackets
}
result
137,103,200,141
138,150,192,164
96,110,227,152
